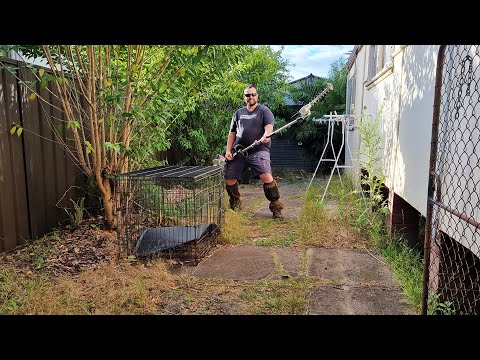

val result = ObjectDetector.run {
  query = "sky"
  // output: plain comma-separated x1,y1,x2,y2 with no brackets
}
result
270,45,355,81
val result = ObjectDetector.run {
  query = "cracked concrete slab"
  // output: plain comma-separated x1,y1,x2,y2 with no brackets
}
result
191,245,275,280
308,285,414,315
173,179,418,314
272,246,303,278
307,248,399,287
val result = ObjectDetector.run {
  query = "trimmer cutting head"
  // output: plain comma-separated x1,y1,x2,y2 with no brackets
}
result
232,143,247,158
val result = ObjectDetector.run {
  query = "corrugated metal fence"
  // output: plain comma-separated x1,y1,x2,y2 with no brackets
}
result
270,136,317,171
0,57,86,252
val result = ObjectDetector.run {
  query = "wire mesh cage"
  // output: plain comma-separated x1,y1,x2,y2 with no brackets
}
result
423,45,480,315
116,166,225,265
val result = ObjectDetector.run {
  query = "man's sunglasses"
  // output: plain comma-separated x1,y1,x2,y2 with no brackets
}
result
244,93,257,98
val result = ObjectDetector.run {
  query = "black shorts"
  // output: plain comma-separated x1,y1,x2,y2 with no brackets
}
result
225,150,272,180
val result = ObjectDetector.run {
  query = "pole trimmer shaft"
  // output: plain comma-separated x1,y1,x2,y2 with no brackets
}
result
231,83,333,159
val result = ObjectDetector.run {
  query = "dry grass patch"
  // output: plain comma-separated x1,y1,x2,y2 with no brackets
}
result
0,218,181,315
1,259,176,314
51,261,175,314
157,275,317,315
160,277,249,315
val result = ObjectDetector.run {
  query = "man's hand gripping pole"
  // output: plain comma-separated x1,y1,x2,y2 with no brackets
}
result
212,83,333,165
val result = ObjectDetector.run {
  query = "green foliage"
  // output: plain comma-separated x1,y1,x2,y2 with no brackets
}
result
357,103,387,213
170,45,291,165
289,57,348,120
427,293,457,315
65,197,86,228
278,56,348,164
9,122,23,137
380,238,424,312
328,175,385,241
326,176,422,312
114,45,221,169
126,45,254,167
134,183,162,211
0,45,44,59
2,45,252,172
2,45,293,169
331,104,389,243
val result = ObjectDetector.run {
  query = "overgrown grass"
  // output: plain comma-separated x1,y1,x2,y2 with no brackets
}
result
220,189,299,247
240,278,315,314
378,240,423,313
326,174,423,313
296,186,332,247
221,210,298,247
0,267,50,314
298,181,367,248
220,209,254,244
0,171,424,315
272,168,311,182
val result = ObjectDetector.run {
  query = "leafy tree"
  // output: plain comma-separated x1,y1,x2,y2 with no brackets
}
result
283,56,349,165
170,45,291,165
358,103,387,213
0,45,248,229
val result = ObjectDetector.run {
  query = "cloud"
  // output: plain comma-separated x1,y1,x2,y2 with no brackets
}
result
271,45,354,80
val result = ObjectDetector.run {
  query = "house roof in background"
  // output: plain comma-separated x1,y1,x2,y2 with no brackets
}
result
346,45,363,71
285,73,323,106
289,73,321,87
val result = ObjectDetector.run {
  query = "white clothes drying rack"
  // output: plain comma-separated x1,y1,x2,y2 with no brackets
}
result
307,112,356,202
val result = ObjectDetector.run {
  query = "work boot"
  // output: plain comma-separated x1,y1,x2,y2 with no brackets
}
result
263,180,284,219
226,182,241,210
272,209,284,219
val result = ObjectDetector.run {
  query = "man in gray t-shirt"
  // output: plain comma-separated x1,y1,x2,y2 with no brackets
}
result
224,85,284,219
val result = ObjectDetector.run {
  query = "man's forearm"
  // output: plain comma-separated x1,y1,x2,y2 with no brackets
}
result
262,124,274,142
226,132,236,152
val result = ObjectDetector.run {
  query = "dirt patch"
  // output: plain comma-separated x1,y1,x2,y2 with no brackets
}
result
1,217,117,276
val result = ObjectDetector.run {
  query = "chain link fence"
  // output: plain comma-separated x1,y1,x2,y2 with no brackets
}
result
423,45,480,314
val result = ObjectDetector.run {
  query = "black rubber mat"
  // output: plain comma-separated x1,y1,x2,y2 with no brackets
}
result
135,223,215,257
